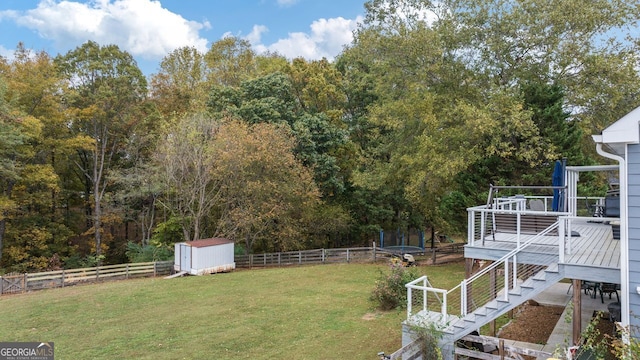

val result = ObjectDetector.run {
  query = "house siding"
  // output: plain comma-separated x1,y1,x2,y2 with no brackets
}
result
627,144,640,331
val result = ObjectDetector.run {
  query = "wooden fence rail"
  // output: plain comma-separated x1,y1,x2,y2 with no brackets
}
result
1,243,459,296
0,261,173,295
234,246,390,268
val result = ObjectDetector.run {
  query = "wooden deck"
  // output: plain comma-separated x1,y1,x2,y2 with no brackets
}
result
465,218,620,282
564,221,620,268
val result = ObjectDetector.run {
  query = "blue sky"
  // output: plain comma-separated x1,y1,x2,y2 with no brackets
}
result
0,0,366,75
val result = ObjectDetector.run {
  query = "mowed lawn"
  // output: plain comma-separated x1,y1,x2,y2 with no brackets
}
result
0,261,465,360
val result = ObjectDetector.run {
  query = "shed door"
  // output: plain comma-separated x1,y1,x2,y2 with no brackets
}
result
180,244,190,272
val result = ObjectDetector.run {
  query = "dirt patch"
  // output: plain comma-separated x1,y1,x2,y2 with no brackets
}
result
498,301,565,344
498,304,618,359
362,313,378,321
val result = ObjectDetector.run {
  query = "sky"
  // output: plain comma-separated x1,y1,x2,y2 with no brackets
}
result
0,0,367,76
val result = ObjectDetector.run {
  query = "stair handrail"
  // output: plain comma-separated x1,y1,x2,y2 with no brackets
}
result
463,220,559,286
405,276,447,322
407,219,561,324
452,220,560,317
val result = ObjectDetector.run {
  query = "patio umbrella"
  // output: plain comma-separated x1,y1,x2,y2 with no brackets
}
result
551,160,564,211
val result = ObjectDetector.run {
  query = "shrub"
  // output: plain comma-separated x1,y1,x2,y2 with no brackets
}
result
610,317,640,360
125,242,173,263
370,263,419,310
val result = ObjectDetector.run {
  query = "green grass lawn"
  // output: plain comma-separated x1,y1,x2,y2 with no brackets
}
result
0,261,465,360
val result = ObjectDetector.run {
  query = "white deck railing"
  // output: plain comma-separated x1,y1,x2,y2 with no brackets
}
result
408,193,618,325
407,219,560,325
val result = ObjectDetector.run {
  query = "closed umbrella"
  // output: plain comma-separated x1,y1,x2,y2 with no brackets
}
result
551,160,564,211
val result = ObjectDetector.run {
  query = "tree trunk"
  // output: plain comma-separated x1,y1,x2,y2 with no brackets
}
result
245,234,251,255
94,185,102,263
93,129,104,265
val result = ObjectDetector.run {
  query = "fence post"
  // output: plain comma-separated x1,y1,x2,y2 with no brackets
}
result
346,249,350,263
372,242,376,261
249,254,253,268
298,251,302,265
322,249,325,263
61,270,65,288
152,262,156,277
23,273,27,293
127,264,131,279
0,276,3,295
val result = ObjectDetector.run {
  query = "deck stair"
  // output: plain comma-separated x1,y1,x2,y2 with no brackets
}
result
448,263,561,338
403,220,565,359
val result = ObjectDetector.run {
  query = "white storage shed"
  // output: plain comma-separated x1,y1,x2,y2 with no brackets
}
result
174,238,236,275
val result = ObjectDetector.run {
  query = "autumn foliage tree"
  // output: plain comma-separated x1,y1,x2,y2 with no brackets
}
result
155,114,222,242
213,120,320,253
156,115,320,253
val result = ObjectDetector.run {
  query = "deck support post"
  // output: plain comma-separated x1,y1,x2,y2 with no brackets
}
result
572,279,582,346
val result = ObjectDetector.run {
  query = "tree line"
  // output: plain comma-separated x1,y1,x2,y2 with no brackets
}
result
1,0,639,272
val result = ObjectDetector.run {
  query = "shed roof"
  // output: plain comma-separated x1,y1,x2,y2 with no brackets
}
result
186,238,234,248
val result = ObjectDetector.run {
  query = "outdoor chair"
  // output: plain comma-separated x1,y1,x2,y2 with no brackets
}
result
529,199,545,212
582,281,599,299
599,283,620,304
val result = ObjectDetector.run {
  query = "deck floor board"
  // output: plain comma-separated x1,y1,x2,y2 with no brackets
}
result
473,220,619,270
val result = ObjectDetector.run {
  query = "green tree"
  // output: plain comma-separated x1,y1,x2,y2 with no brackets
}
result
0,75,24,266
55,41,147,262
150,46,209,118
341,0,640,235
208,71,352,199
1,44,86,270
205,37,258,87
341,8,492,234
436,0,640,130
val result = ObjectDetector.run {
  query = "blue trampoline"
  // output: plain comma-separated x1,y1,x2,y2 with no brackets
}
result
379,245,425,255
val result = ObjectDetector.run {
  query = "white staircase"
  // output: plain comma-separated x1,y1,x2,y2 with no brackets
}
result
442,263,563,341
402,221,565,360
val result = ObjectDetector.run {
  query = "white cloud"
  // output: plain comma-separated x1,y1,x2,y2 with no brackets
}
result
0,9,19,21
248,16,363,61
246,25,269,46
276,0,299,7
13,0,209,59
0,44,14,60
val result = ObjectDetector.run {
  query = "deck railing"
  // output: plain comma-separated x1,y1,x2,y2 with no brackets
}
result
558,214,620,262
407,220,560,325
467,199,571,247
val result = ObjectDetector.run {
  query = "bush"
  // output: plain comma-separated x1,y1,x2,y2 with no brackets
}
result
125,242,173,263
370,263,419,310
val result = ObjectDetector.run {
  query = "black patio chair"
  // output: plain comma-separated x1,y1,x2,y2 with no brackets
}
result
599,283,620,303
582,281,599,299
